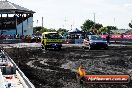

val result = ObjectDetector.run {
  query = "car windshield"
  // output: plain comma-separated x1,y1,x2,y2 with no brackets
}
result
90,35,103,40
45,33,61,39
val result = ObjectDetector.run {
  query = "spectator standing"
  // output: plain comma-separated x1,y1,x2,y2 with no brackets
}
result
106,34,111,44
121,34,124,43
22,35,24,40
83,38,89,46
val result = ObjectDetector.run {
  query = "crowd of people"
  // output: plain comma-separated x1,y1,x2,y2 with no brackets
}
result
0,34,32,42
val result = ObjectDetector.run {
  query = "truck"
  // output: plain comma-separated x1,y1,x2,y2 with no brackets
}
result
41,32,62,50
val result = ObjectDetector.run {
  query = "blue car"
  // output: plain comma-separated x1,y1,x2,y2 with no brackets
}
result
83,35,108,50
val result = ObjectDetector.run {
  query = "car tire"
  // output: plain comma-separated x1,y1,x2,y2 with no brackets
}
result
42,45,44,49
105,47,109,50
45,46,47,50
58,47,61,50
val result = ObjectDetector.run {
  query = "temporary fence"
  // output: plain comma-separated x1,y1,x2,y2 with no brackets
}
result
100,34,132,39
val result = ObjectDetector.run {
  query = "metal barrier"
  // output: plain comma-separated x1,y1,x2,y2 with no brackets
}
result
1,50,35,88
0,39,23,44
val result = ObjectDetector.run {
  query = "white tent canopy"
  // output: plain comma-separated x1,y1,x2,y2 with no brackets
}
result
68,28,81,32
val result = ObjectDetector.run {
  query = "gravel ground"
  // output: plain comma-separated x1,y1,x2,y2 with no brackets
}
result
2,45,132,88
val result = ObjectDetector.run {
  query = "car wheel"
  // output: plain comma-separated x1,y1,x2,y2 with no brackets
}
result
58,47,61,50
105,47,109,50
45,46,47,50
42,45,44,49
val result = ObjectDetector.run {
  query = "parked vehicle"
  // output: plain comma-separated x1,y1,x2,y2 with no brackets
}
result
83,35,108,50
41,32,62,50
31,35,41,43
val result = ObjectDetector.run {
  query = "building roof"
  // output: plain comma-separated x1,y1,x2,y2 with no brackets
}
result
0,0,35,14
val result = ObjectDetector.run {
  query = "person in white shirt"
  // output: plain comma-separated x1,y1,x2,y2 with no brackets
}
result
83,38,89,46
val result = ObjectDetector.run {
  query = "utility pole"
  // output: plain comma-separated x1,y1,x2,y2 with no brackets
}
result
71,25,72,30
64,17,67,29
37,20,38,27
113,18,116,27
93,13,96,29
42,17,43,28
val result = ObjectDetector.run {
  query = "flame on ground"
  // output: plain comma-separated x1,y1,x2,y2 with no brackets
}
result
78,65,86,76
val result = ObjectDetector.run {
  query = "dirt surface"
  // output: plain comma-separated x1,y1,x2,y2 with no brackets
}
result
1,45,132,88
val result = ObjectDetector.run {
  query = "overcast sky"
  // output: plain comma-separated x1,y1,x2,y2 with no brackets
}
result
10,0,132,30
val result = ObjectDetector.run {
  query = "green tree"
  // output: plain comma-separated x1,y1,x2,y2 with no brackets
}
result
33,26,43,33
107,26,117,30
106,26,117,34
81,20,94,32
98,27,108,34
95,23,103,30
81,19,103,32
40,27,49,33
129,23,132,28
57,28,68,35
48,28,56,32
33,26,57,33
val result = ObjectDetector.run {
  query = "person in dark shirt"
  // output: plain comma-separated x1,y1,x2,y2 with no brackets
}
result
106,34,110,44
121,34,123,39
121,34,124,43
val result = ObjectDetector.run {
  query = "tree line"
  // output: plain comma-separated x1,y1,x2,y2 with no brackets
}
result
33,19,132,35
33,26,68,35
81,19,118,34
